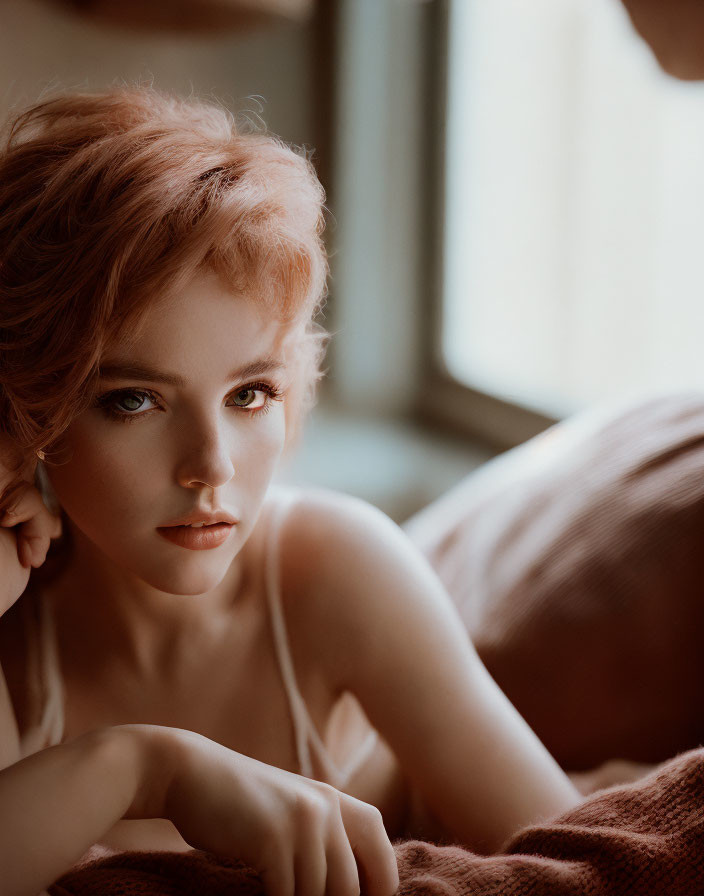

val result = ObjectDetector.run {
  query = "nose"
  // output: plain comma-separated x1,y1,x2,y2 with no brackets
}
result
175,417,236,491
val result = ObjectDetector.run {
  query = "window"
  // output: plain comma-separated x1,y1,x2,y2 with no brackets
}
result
439,0,704,430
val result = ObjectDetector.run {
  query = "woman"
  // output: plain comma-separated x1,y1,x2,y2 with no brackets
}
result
0,85,581,896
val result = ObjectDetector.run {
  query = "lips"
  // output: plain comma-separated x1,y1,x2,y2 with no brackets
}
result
156,522,234,551
159,508,239,528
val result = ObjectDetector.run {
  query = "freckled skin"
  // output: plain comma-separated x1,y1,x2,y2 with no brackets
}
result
45,269,289,598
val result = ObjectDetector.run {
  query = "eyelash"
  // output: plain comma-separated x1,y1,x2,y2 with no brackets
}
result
94,382,283,425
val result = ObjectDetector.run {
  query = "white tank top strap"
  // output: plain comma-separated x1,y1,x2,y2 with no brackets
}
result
324,696,379,785
299,690,379,789
264,489,379,790
37,590,65,748
18,588,65,757
264,489,316,779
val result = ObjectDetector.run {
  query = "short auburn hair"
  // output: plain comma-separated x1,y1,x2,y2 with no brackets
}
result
0,84,328,474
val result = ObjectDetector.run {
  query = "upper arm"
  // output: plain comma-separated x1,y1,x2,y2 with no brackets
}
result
291,491,580,853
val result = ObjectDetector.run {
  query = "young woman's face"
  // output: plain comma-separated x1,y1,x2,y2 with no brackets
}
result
45,268,290,595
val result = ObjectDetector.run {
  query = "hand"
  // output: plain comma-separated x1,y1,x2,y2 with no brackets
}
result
156,729,399,896
0,434,62,612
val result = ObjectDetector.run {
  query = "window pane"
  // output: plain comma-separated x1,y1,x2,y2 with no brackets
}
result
442,0,704,418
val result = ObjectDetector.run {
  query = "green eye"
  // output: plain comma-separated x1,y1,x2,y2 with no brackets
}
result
228,385,273,412
232,389,257,407
118,394,146,412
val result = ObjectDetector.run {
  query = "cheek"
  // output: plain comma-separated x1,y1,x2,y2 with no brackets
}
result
238,410,287,481
46,408,287,528
45,422,160,532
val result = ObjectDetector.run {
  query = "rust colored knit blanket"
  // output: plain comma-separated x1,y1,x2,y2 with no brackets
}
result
50,747,704,896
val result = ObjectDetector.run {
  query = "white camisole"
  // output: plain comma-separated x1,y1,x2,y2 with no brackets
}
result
15,490,379,793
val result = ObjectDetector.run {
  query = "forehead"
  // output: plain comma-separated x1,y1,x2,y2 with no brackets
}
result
105,269,290,375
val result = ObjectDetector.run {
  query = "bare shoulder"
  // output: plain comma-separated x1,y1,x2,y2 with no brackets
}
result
273,486,447,691
266,489,580,851
278,486,398,557
276,486,411,594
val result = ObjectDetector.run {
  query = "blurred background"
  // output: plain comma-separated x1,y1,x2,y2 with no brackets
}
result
2,0,703,522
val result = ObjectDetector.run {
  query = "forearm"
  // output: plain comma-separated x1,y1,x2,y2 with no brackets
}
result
0,724,172,896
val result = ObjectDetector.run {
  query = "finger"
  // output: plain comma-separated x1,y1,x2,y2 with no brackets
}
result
17,535,33,569
18,509,56,567
0,484,46,526
259,850,295,896
341,799,399,896
49,513,63,540
293,797,328,896
1,487,60,566
21,510,51,559
294,837,327,896
325,813,362,896
19,526,49,568
0,481,33,521
28,506,63,542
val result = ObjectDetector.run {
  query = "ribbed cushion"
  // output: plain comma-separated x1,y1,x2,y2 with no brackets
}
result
405,394,704,770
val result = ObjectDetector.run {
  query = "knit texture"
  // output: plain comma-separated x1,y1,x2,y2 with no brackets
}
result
49,747,704,895
405,394,704,769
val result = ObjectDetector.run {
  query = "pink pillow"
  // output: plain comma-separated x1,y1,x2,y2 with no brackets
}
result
405,394,704,770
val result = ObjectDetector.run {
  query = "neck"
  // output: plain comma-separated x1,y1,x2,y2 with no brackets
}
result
46,521,251,676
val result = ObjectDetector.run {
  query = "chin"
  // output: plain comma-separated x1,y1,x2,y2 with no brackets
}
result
135,553,236,596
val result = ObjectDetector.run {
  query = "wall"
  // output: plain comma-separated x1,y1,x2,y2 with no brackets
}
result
0,0,313,144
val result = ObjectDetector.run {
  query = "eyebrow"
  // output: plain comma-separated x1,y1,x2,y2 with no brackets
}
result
98,357,284,387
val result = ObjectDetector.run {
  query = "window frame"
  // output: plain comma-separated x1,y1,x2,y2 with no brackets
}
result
417,0,558,451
